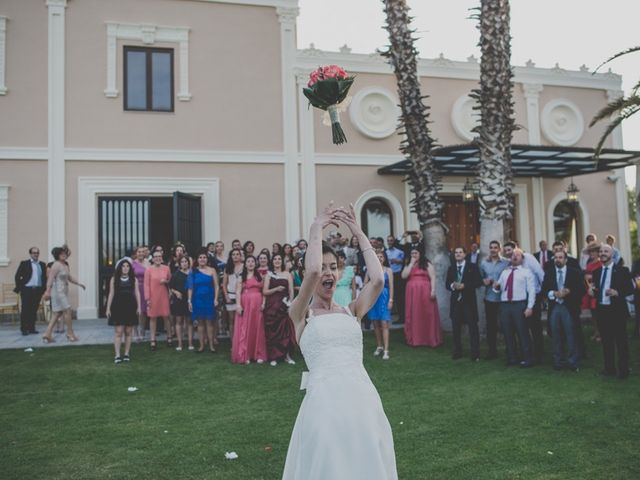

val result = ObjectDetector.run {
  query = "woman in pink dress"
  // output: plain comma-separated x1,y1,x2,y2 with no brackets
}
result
402,248,442,347
144,250,171,351
581,242,602,342
232,255,267,364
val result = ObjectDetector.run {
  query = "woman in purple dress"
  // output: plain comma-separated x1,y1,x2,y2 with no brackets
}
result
131,246,149,342
263,253,296,366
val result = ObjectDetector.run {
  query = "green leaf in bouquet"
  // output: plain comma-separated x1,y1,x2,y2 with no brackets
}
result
336,77,355,103
315,78,341,105
303,88,328,110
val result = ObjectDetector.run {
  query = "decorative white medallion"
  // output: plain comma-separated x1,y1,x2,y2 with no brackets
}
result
451,94,480,141
540,99,584,146
348,87,399,139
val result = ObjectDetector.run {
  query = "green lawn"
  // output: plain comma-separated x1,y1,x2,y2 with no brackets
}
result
1,328,639,480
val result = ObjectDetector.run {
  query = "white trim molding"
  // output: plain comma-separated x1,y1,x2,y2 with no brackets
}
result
277,6,301,242
77,176,221,319
451,94,479,142
64,148,284,163
349,86,400,139
0,185,9,266
296,71,317,236
521,83,543,144
47,0,67,257
0,16,7,95
541,98,585,147
354,189,405,238
547,191,591,258
192,0,298,7
104,22,191,101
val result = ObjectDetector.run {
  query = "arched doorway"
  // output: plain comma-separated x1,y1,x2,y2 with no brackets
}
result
360,197,394,239
552,200,582,257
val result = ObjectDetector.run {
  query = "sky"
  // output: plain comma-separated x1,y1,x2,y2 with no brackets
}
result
297,0,640,188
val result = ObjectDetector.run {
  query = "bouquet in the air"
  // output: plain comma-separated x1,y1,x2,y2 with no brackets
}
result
303,65,355,145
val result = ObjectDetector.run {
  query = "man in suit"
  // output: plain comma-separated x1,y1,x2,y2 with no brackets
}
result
14,246,47,335
591,244,633,379
542,250,585,371
533,240,553,269
544,241,580,271
447,246,483,361
466,243,480,264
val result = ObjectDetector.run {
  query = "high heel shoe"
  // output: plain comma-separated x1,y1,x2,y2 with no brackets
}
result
66,334,79,342
42,335,55,344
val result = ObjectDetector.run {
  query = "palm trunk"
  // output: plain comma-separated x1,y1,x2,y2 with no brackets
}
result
473,0,516,258
382,0,450,326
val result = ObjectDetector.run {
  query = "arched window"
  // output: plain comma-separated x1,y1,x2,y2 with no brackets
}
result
360,198,393,239
553,200,582,256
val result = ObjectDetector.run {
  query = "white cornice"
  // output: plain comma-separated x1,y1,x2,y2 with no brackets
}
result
64,148,283,163
296,49,623,91
188,0,298,8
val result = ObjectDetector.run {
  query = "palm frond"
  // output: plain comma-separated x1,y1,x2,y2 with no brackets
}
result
590,95,640,127
593,104,640,160
594,46,640,73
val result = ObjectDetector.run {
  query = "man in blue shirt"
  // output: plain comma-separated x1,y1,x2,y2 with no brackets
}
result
480,240,509,359
386,235,405,323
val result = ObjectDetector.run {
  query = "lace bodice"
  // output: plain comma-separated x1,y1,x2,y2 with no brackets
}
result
300,311,363,375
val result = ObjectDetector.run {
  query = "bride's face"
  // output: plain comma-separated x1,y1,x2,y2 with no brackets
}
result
316,252,340,300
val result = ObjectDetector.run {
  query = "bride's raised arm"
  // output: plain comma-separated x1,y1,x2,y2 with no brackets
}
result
288,204,339,335
336,205,384,319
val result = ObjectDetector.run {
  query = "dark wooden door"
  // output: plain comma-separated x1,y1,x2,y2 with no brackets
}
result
172,191,202,257
442,196,480,251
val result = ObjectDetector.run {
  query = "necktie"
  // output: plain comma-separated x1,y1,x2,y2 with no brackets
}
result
456,265,463,282
506,267,516,301
542,251,546,265
557,269,564,304
599,266,608,303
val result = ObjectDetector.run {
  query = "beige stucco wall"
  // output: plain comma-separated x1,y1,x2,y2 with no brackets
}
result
0,160,48,285
0,2,48,147
64,0,283,150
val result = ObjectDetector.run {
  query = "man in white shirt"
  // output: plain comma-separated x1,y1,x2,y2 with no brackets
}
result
502,241,545,363
493,248,536,367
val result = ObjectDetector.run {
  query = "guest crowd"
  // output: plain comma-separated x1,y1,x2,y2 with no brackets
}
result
13,230,639,379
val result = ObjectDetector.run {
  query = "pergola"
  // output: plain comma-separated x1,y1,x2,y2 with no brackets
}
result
377,143,640,178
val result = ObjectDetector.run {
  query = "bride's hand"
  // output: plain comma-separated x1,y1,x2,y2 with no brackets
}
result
334,204,361,236
312,202,340,230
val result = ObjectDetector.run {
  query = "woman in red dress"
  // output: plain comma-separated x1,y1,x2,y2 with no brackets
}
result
231,256,267,364
581,242,602,342
402,248,442,347
263,253,297,366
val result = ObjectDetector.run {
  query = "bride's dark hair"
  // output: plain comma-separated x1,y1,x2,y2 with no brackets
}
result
301,242,336,271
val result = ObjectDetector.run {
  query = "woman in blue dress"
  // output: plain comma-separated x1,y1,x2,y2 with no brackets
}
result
367,250,394,360
187,249,219,353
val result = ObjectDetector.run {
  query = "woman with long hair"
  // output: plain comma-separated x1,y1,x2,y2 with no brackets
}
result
187,250,219,353
132,246,149,342
367,250,394,359
42,246,86,343
263,253,296,366
211,241,227,342
231,255,266,364
223,248,244,341
344,235,361,267
291,253,304,297
170,256,192,351
332,250,356,306
282,243,294,271
402,247,442,347
144,249,171,351
282,203,397,479
105,259,141,363
581,242,602,343
243,240,255,258
257,251,270,277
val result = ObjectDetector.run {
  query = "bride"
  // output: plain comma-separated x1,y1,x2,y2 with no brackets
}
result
282,203,398,480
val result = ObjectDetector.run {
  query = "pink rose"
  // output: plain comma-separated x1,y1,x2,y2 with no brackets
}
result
322,65,348,79
307,68,324,87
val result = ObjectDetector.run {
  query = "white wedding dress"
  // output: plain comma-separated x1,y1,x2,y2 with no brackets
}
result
282,308,397,480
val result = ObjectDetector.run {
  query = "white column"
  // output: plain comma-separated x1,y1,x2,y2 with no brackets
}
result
104,23,118,97
277,6,301,242
47,0,67,258
296,71,317,235
0,17,7,95
607,89,631,264
522,83,547,243
0,185,9,266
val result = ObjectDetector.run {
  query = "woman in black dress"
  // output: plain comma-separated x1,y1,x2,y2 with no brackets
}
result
170,256,192,351
106,259,141,364
263,253,296,366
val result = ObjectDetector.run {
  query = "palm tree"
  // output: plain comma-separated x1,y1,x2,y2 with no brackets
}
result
470,0,516,253
590,46,640,245
381,0,450,321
